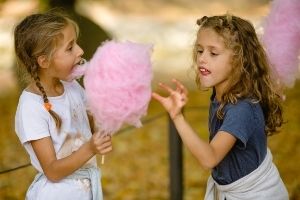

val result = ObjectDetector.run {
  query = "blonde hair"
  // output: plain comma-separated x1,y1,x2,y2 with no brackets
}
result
14,9,79,130
193,14,283,136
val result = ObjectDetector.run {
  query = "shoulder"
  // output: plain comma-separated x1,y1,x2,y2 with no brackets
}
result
221,99,265,133
219,99,263,145
15,91,52,143
17,90,46,112
15,90,50,122
224,99,261,117
221,99,264,132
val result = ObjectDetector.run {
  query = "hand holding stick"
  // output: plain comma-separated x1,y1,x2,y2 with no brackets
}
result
89,132,112,164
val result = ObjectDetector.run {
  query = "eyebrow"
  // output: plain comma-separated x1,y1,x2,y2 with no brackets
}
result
66,39,75,48
196,44,219,50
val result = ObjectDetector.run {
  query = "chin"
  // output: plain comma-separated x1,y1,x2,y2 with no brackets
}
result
60,77,71,82
199,81,214,88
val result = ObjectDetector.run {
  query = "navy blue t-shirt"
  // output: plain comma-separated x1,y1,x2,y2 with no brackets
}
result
209,96,267,185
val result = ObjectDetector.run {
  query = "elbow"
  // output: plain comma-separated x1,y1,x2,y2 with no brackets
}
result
200,162,215,170
198,158,218,170
45,174,62,183
195,148,220,170
43,170,63,183
42,160,65,182
49,177,61,183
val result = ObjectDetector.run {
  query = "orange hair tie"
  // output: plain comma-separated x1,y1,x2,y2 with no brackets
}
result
44,102,52,111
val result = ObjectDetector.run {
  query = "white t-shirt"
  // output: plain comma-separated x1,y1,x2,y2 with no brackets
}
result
15,80,97,200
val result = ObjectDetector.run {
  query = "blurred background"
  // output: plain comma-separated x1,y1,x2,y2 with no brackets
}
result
0,0,299,199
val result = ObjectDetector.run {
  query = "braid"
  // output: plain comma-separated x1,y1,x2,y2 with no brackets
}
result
32,64,62,130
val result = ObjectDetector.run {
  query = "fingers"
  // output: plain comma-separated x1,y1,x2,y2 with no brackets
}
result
98,135,112,155
152,79,189,110
158,82,175,94
172,79,188,95
99,145,113,155
91,134,113,155
94,131,101,138
151,82,175,103
155,80,187,95
98,134,111,146
151,92,164,102
154,80,188,98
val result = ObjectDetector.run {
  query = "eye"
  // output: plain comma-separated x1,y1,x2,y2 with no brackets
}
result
197,49,203,54
67,46,73,51
211,52,219,56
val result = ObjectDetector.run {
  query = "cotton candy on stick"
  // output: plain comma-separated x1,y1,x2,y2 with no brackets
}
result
70,41,153,163
262,0,300,87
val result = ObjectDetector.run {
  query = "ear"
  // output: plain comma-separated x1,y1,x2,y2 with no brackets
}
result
37,55,49,69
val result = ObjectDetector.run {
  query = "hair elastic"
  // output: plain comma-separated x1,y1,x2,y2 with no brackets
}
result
44,102,52,111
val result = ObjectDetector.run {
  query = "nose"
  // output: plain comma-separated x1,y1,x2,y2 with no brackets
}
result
197,52,207,64
76,44,84,57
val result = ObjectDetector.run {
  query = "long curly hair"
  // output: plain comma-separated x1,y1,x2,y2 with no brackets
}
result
193,14,283,136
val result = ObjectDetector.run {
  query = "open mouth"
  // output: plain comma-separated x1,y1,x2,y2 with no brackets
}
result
199,67,211,75
77,58,86,66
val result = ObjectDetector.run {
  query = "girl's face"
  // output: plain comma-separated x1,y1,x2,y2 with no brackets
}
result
196,28,233,97
48,24,83,81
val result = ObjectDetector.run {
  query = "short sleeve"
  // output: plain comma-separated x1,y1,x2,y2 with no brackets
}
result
219,102,255,148
15,99,51,144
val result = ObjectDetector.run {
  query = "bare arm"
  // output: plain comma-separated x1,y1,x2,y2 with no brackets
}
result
152,79,236,169
31,133,112,182
172,114,236,169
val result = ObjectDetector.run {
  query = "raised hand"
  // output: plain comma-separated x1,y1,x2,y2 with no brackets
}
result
152,79,188,120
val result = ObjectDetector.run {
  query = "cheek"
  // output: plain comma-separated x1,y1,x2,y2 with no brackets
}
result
222,57,234,74
222,68,233,81
226,65,234,75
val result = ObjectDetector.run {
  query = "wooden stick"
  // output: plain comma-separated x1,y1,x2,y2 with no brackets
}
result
101,155,105,164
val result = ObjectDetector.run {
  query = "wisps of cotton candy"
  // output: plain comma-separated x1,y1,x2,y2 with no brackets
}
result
70,41,153,134
68,62,87,81
262,0,300,87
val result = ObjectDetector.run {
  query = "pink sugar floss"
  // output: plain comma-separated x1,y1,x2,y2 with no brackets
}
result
69,40,153,135
262,0,300,87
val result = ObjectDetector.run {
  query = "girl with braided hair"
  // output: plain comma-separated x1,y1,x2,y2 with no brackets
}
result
14,9,112,200
152,14,288,199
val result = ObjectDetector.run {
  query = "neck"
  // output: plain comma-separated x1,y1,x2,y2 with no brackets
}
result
215,88,223,102
214,81,231,101
28,78,64,97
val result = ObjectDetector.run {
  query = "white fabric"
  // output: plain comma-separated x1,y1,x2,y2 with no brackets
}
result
204,149,288,200
15,80,98,200
27,167,102,200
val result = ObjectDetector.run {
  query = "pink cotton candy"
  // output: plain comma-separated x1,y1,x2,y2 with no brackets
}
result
262,0,300,87
71,41,153,134
68,63,87,81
